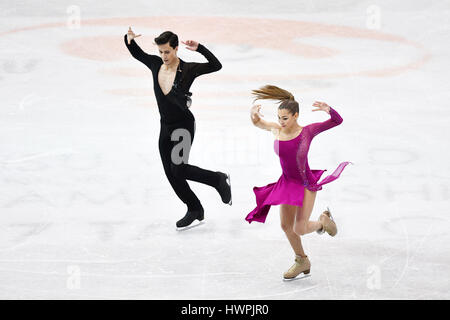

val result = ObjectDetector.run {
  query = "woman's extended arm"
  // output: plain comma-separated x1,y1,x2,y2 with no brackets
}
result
250,104,282,132
308,102,343,138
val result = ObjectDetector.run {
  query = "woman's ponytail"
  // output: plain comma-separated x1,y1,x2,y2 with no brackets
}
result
252,85,295,104
251,84,299,115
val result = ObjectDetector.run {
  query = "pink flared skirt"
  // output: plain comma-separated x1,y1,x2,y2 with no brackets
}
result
245,162,352,223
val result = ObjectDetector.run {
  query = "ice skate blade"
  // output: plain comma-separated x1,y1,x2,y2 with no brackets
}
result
326,206,334,221
176,220,205,232
283,273,311,282
325,206,337,236
226,173,232,206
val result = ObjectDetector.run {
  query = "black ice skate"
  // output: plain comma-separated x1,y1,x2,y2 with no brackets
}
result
215,172,232,205
176,208,205,230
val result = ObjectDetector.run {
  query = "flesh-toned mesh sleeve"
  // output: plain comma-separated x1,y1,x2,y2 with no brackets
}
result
308,107,343,138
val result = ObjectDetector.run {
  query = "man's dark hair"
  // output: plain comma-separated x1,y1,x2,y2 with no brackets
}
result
154,31,178,49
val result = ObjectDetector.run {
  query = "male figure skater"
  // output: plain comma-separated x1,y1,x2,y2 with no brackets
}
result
124,27,231,229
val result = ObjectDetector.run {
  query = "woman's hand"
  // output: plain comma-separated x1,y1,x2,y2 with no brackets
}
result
250,104,264,123
250,104,281,131
181,40,199,51
127,26,142,44
312,101,331,114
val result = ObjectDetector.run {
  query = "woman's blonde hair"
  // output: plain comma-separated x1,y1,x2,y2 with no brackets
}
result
252,85,299,115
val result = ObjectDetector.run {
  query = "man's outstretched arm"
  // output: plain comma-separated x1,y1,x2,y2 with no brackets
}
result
124,28,160,69
182,40,222,77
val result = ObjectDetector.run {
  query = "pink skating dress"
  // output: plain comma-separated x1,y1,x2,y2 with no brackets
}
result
245,107,352,224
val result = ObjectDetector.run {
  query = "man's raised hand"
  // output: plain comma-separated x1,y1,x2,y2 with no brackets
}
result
181,40,199,51
127,26,142,44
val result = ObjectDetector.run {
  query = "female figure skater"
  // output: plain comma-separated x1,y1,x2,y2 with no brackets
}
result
124,27,232,229
246,85,352,280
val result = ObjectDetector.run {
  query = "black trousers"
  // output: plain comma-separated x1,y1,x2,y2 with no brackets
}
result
158,116,220,211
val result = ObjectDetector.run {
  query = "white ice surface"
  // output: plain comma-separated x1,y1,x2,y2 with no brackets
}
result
0,0,449,299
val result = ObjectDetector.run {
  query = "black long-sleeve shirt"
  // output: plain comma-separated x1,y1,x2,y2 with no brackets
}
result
124,34,222,123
